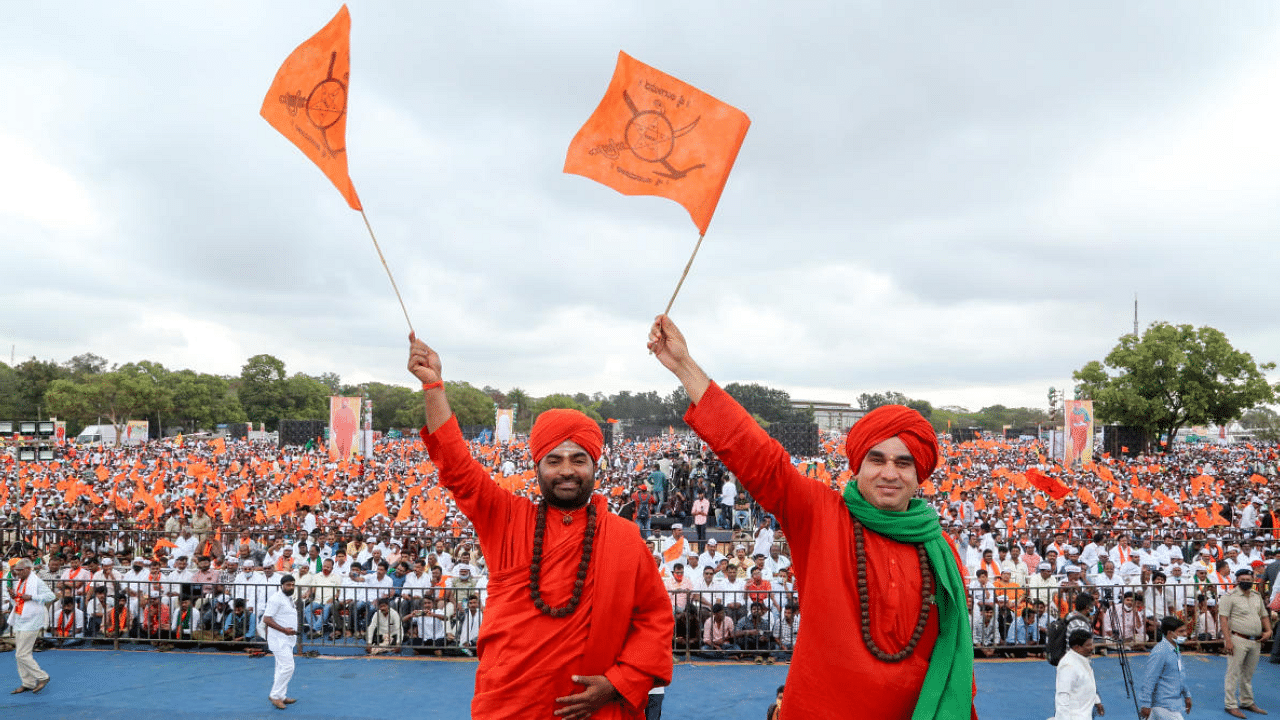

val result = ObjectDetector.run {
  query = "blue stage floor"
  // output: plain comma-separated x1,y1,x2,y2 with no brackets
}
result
0,648,1275,719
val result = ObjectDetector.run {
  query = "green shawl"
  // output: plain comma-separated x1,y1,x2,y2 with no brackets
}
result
843,483,973,720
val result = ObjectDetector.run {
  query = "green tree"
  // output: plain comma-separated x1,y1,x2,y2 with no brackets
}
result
45,365,166,443
0,362,19,419
13,358,69,418
722,382,810,425
520,394,604,433
280,374,330,424
1241,408,1280,444
1073,322,1277,451
168,370,246,432
63,353,108,378
352,381,421,431
238,354,288,428
446,382,497,428
507,388,533,428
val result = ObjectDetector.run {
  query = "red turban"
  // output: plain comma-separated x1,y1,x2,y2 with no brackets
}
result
529,409,603,464
844,404,939,481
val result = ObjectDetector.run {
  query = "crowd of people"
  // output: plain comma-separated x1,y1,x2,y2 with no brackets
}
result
2,428,1279,664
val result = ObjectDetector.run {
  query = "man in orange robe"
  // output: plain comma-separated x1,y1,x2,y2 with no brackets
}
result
409,334,673,719
648,315,975,720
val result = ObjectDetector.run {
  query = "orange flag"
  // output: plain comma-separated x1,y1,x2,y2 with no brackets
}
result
353,489,388,527
261,5,361,210
564,51,750,234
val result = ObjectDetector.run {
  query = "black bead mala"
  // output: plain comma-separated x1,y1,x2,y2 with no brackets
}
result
852,517,936,662
529,500,597,617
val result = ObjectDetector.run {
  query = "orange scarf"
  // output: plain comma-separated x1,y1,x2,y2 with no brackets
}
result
56,610,76,637
13,579,27,615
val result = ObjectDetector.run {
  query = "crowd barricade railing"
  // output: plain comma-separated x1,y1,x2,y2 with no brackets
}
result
667,588,798,662
966,581,1244,657
25,577,495,657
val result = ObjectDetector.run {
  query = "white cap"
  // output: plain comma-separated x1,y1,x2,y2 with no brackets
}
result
671,523,683,530
707,539,717,545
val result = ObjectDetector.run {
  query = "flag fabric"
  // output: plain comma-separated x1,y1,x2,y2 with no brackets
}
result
564,51,749,234
1026,467,1071,501
353,488,388,527
261,5,362,210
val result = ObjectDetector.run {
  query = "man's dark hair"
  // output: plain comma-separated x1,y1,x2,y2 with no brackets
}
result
233,598,246,609
1160,616,1185,638
1074,592,1095,612
1068,629,1092,649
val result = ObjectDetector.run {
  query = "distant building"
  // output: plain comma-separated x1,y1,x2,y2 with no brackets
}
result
790,399,865,434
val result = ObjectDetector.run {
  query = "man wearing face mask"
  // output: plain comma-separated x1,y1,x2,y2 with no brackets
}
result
1219,569,1272,718
262,575,299,710
1139,617,1192,720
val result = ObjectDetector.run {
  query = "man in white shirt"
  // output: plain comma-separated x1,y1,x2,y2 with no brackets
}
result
718,481,737,530
752,517,776,559
658,525,691,569
400,559,434,612
7,559,55,694
710,565,748,621
450,594,483,654
331,549,353,579
262,575,300,709
301,558,342,638
1054,629,1103,719
409,596,455,655
173,527,200,564
764,545,791,578
365,598,402,655
698,538,727,570
120,557,150,618
338,565,372,639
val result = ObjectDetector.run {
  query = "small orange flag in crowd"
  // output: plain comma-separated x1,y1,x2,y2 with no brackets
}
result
261,5,362,210
565,51,750,234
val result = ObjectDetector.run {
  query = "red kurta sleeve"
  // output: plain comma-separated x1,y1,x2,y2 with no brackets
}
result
603,542,676,708
684,382,824,531
420,419,518,551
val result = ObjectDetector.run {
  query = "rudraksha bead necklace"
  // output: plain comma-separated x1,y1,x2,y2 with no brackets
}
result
852,517,936,662
529,500,597,617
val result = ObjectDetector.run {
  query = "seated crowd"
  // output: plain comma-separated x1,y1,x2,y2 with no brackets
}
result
2,429,1279,661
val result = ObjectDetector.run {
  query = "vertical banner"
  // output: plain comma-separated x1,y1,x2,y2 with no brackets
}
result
329,396,360,461
53,420,67,443
1064,400,1094,467
495,408,514,445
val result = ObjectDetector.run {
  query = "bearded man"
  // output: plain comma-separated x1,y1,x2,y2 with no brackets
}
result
648,315,975,720
408,333,672,719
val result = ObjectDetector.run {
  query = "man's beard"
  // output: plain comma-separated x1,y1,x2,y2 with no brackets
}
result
538,471,595,510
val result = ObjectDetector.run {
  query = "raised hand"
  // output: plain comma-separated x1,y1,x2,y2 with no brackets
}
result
647,314,711,403
407,332,442,385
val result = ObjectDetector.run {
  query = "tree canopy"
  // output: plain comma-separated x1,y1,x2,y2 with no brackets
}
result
1073,322,1277,451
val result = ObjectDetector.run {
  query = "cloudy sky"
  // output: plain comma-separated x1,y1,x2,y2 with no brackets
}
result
5,1,1280,412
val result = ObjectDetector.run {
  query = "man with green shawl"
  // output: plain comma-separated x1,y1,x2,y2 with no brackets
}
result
648,315,976,720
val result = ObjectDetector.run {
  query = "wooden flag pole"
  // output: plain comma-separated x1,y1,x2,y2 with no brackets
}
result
662,232,706,316
359,209,415,334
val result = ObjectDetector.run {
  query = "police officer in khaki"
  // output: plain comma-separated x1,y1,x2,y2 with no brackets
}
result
1220,567,1272,718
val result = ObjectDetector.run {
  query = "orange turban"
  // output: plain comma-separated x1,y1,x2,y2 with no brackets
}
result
529,409,603,464
844,404,939,481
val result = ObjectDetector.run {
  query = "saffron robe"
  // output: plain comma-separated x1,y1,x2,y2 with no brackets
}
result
422,419,673,718
686,383,975,720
